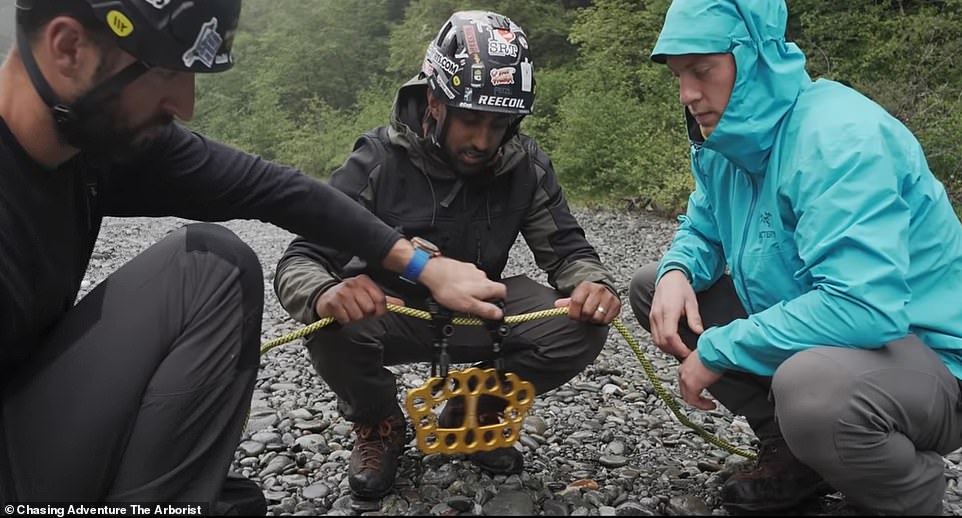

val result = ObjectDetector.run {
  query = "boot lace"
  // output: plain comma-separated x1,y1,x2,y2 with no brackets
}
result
353,415,403,471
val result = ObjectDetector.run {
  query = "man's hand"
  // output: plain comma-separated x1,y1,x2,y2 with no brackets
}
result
315,275,404,324
677,351,722,410
650,269,703,360
554,281,621,324
418,256,507,320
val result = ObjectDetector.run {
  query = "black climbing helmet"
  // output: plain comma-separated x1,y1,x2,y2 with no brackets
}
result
17,0,241,72
422,10,535,116
14,0,241,149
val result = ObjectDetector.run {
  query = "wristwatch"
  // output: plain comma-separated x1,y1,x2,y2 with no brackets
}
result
400,237,441,284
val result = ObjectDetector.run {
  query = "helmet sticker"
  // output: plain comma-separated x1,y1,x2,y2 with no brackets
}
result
463,25,480,55
183,17,223,69
489,67,515,86
521,60,532,92
427,46,460,77
487,40,517,58
494,29,515,43
434,72,458,100
142,0,171,9
426,11,535,115
489,28,518,57
470,61,484,88
477,95,526,109
106,10,134,38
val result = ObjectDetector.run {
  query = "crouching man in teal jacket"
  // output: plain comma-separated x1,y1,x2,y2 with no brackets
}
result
629,0,962,515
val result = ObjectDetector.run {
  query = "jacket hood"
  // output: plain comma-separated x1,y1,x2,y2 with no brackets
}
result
652,0,810,174
387,76,526,181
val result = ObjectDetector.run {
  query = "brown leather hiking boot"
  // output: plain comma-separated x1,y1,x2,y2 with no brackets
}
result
438,395,524,475
721,438,832,514
348,412,406,500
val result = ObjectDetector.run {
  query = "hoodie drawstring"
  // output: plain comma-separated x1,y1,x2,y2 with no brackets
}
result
440,178,463,209
485,191,492,229
420,170,439,228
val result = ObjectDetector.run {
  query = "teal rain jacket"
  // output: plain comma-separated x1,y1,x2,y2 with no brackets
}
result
651,0,962,377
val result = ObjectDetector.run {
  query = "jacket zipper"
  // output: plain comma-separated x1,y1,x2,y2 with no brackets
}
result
735,173,759,313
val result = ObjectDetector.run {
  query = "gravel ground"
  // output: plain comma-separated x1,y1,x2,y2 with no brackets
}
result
83,209,962,516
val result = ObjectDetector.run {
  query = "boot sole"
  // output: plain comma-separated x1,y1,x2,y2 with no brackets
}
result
349,485,395,501
721,481,834,515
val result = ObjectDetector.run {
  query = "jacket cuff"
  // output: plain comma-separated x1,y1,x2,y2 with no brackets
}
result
695,327,732,372
656,261,692,285
308,280,342,322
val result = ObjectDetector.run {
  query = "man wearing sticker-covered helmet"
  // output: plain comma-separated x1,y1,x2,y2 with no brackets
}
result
0,0,510,511
274,11,621,502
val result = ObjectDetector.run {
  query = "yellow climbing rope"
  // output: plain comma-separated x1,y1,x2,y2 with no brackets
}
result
260,304,756,460
260,304,564,354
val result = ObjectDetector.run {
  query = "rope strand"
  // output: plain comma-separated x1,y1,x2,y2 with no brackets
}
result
260,304,756,460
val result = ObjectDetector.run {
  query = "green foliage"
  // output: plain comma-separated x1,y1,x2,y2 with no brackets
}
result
305,79,401,175
386,0,479,78
787,0,962,207
542,0,691,214
190,0,962,216
519,65,572,139
548,79,693,212
191,31,298,163
243,0,396,110
191,0,402,176
387,0,580,77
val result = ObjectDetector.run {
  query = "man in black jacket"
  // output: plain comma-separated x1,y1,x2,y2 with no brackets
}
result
274,10,622,501
0,0,508,511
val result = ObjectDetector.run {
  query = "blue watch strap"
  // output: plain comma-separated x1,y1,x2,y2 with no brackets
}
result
401,248,431,284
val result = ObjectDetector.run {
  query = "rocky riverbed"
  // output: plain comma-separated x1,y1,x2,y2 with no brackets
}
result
83,209,962,516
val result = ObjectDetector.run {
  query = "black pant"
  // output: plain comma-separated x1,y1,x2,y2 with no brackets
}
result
306,275,609,424
1,223,263,504
628,262,781,443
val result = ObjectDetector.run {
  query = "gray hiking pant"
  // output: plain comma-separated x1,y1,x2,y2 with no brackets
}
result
629,262,962,515
0,223,263,505
306,275,609,424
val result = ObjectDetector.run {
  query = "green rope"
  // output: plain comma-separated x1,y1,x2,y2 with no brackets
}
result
261,304,756,460
611,319,756,459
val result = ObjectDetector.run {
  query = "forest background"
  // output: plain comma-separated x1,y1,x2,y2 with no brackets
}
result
2,0,960,216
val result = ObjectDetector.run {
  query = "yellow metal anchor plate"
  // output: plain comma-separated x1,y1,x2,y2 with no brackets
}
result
405,367,535,454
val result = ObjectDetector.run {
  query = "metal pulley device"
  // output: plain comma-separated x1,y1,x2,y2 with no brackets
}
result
405,299,535,454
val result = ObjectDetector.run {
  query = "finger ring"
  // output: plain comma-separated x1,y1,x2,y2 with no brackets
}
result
596,306,607,314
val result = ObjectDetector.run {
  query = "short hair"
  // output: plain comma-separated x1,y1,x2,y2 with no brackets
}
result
16,0,105,40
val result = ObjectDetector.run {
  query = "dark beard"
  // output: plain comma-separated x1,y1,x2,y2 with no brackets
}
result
66,95,172,165
445,147,502,178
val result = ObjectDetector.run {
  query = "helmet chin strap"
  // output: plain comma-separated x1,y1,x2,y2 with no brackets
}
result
501,116,523,146
427,103,449,151
16,25,150,150
426,103,460,166
425,104,509,175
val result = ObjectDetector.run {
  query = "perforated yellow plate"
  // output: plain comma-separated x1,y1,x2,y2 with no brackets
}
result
405,367,535,454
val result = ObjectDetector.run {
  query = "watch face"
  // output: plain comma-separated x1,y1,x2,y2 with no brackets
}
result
412,237,441,256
